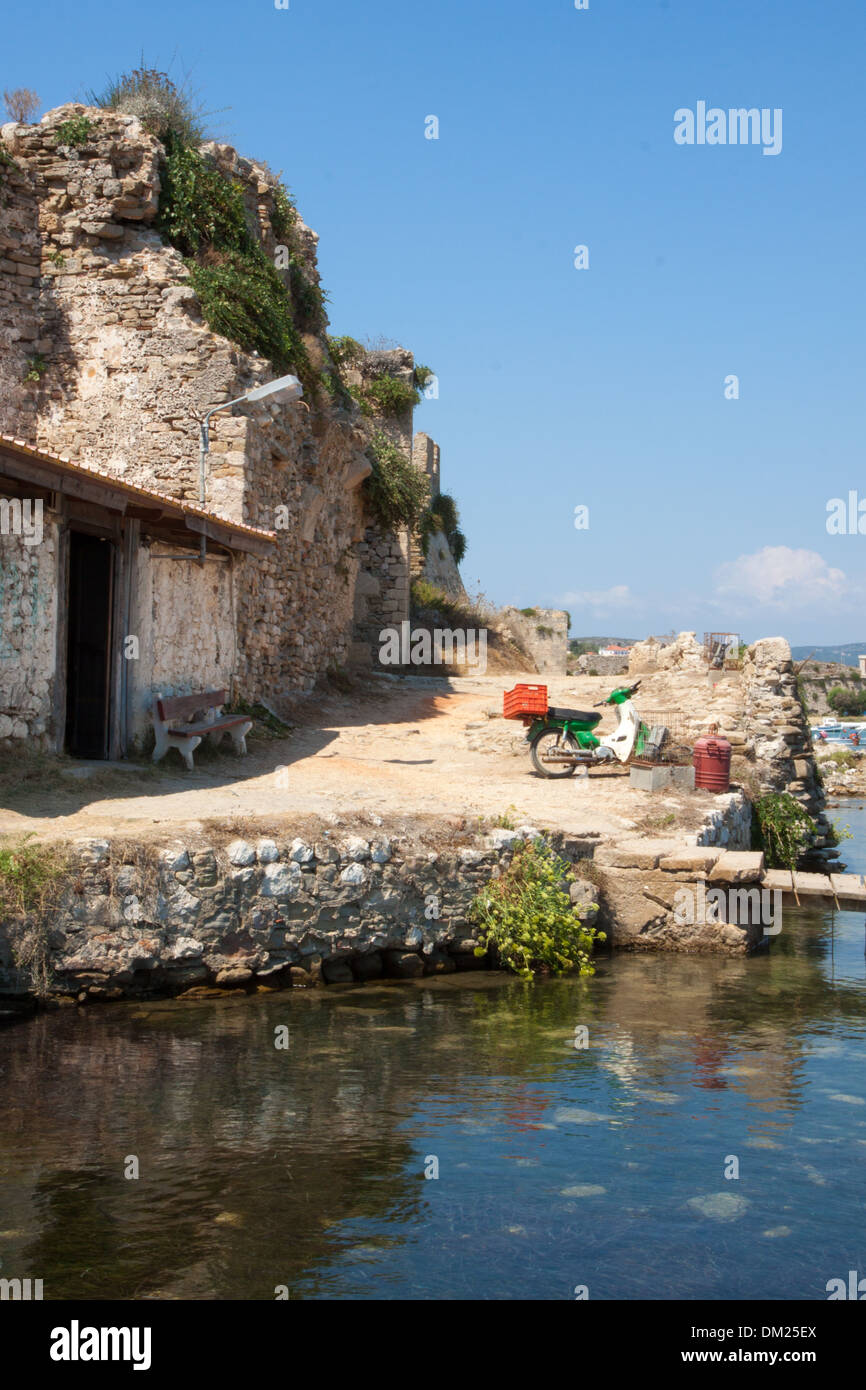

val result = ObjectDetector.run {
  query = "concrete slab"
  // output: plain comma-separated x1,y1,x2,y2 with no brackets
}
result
830,873,866,901
658,848,722,873
761,869,793,893
790,872,837,896
708,851,765,883
594,839,684,870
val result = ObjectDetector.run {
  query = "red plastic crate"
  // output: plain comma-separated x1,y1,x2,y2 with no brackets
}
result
503,683,548,721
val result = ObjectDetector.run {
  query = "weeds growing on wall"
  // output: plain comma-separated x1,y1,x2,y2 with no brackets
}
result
156,131,317,387
752,792,817,870
470,839,604,980
418,491,467,565
326,335,364,369
89,65,213,144
23,353,47,382
362,432,429,529
350,374,421,419
54,115,94,149
0,145,18,183
0,836,70,996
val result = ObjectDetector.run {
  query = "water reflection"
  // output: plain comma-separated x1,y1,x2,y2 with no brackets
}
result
1,812,866,1300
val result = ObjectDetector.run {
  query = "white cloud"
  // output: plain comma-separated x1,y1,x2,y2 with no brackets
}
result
714,547,849,609
559,583,634,612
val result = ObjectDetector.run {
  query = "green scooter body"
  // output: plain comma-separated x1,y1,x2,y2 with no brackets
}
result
525,686,640,749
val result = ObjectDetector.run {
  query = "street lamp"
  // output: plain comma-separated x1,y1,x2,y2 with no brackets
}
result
197,373,304,562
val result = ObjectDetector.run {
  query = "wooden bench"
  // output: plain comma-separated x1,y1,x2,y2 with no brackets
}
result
152,690,252,771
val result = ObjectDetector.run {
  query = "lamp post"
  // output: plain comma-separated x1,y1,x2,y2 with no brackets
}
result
197,373,304,563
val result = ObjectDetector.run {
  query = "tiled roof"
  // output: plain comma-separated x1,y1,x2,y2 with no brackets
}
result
0,434,276,543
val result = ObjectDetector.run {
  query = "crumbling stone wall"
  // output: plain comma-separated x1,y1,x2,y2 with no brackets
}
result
347,349,416,668
0,822,582,1002
0,105,380,703
740,636,831,853
498,607,569,675
408,432,466,600
570,651,629,676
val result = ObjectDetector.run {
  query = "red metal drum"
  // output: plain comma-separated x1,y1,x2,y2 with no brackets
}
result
693,732,732,792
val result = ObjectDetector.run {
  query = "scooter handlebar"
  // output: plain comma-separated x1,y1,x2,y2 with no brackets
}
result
594,680,641,707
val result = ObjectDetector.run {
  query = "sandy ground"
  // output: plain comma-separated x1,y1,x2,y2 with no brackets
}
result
0,672,719,844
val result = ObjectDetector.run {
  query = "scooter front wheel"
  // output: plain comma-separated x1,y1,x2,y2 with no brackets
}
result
530,729,580,778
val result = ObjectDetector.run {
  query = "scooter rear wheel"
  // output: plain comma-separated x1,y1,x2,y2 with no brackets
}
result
530,729,580,778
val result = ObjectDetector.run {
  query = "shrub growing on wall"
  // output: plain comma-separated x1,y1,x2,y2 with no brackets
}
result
752,792,817,870
351,373,421,419
418,490,467,564
470,839,604,979
90,66,211,144
156,131,317,385
363,432,429,530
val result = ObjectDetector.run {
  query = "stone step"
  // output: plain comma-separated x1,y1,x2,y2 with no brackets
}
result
708,851,765,883
829,873,866,902
790,872,839,896
761,869,793,892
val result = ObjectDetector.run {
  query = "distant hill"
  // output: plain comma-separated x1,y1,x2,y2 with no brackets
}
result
570,636,639,649
791,644,866,668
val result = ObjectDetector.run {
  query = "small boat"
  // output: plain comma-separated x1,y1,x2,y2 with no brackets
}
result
812,719,866,745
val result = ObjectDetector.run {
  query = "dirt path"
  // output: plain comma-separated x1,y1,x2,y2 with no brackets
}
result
0,673,718,844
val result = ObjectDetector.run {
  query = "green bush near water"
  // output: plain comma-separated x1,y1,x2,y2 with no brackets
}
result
752,793,819,870
470,839,605,980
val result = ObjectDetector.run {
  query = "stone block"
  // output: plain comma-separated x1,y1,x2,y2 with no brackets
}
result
629,764,670,792
594,839,683,870
383,949,424,979
659,848,722,873
708,852,765,884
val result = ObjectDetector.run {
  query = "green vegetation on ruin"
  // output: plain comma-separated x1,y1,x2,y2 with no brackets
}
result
155,127,323,390
89,65,211,145
418,491,467,564
470,838,604,980
349,373,422,419
54,115,94,148
362,432,429,529
752,792,819,870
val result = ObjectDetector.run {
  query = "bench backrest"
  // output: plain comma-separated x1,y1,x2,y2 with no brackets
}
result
156,690,227,723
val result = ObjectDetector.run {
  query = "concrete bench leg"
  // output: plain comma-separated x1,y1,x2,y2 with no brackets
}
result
176,735,202,772
152,729,170,764
229,720,252,756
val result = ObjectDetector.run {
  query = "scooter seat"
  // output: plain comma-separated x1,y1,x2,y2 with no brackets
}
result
548,706,601,725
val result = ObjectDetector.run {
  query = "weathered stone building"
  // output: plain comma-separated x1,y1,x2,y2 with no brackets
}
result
0,104,464,751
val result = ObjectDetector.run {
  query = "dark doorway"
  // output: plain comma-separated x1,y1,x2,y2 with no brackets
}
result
65,530,114,759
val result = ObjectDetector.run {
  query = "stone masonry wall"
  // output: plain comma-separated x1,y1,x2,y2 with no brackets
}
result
348,349,417,667
498,607,569,675
0,105,376,702
0,823,599,1003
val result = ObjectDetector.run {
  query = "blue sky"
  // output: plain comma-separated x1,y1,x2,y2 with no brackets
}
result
6,0,866,643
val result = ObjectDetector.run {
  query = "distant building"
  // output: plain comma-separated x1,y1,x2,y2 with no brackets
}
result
859,655,866,678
